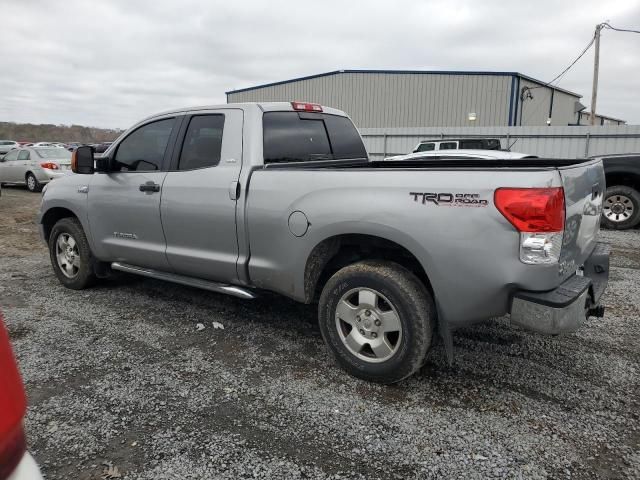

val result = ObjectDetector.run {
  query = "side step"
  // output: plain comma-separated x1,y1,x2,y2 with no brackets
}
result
110,262,256,300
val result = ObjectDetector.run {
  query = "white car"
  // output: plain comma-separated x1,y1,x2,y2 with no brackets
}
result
384,149,538,161
0,140,19,156
31,142,62,148
0,147,73,192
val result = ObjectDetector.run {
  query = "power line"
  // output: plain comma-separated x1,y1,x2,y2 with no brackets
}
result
601,22,640,34
546,35,596,85
513,21,638,132
515,34,595,128
525,33,595,92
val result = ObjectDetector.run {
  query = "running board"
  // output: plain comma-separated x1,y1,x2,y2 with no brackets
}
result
110,262,256,299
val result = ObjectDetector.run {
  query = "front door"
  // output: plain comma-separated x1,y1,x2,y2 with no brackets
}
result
160,109,243,282
87,117,179,270
0,150,20,183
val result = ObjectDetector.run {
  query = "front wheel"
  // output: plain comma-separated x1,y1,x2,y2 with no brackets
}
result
601,185,640,230
48,217,97,289
318,260,435,384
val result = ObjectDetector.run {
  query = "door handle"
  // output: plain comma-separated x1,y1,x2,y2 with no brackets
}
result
228,181,240,200
139,181,160,193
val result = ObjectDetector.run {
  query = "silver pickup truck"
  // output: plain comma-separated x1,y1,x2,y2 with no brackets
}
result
38,102,610,383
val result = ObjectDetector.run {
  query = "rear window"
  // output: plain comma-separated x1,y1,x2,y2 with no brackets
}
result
35,148,71,159
439,142,458,150
263,112,367,164
459,140,484,149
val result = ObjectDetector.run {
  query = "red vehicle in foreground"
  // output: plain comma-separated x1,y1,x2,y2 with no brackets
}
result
0,315,42,480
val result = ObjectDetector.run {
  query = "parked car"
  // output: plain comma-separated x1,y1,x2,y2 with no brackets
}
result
64,143,82,151
413,138,502,153
92,142,113,153
590,153,640,230
0,147,72,192
0,314,43,480
385,149,538,161
0,141,19,157
38,102,609,384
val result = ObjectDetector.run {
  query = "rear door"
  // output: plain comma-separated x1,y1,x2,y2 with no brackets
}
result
87,116,180,270
160,109,243,282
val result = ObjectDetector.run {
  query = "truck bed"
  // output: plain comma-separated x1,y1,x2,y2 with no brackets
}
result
246,157,605,331
262,157,598,170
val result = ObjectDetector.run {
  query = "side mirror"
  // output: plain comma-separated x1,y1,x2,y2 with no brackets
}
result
95,156,111,172
71,146,95,174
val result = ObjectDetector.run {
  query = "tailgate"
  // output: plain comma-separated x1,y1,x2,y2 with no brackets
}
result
558,158,605,279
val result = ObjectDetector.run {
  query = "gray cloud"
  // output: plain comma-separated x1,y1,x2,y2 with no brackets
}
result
1,0,638,128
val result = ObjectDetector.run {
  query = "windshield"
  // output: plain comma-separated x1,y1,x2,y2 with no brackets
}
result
263,112,367,163
35,148,72,159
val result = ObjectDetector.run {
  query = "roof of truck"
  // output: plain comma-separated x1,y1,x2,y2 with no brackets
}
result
139,102,347,124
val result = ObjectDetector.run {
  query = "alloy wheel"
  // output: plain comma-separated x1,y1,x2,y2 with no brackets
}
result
335,287,402,363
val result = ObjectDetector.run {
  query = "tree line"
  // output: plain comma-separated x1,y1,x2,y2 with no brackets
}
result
0,122,124,143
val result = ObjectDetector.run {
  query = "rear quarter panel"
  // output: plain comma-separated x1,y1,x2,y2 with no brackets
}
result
246,167,567,329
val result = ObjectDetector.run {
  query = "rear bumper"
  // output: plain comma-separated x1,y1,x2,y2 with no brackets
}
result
509,242,610,334
38,169,70,182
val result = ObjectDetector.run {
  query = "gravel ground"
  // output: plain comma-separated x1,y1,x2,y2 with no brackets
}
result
1,186,639,479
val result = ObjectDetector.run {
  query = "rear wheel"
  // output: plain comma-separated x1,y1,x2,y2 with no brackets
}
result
48,217,97,289
26,172,42,192
318,260,435,384
601,185,640,230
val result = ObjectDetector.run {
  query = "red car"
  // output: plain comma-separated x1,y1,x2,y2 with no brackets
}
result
0,315,42,480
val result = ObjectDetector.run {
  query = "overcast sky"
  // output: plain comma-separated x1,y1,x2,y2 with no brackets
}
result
1,0,639,128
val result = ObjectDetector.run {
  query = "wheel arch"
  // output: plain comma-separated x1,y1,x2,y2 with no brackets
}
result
604,169,640,191
41,207,80,242
303,233,435,305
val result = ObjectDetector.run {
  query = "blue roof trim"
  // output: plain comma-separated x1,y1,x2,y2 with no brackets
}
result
508,76,516,126
226,69,581,98
514,76,521,126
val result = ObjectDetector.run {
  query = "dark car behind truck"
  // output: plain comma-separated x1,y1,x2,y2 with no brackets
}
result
593,153,640,230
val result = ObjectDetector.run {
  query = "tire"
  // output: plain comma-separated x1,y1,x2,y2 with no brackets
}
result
26,172,42,192
601,185,640,230
318,260,435,384
48,217,97,289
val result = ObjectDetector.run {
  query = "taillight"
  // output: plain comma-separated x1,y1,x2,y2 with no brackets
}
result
494,187,565,264
291,101,323,112
40,162,59,170
0,314,27,480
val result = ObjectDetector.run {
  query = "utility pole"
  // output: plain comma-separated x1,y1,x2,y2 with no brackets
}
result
590,23,602,125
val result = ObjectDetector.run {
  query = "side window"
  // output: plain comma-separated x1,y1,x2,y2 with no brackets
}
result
439,142,458,150
112,118,175,172
4,150,19,161
459,140,483,149
417,143,435,152
178,115,225,170
17,151,29,160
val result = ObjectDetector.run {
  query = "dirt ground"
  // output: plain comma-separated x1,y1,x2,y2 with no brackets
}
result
1,185,639,479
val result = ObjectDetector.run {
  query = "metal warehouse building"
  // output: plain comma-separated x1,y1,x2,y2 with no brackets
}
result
227,70,604,128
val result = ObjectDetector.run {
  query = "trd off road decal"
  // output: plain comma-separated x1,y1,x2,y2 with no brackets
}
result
410,192,489,207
